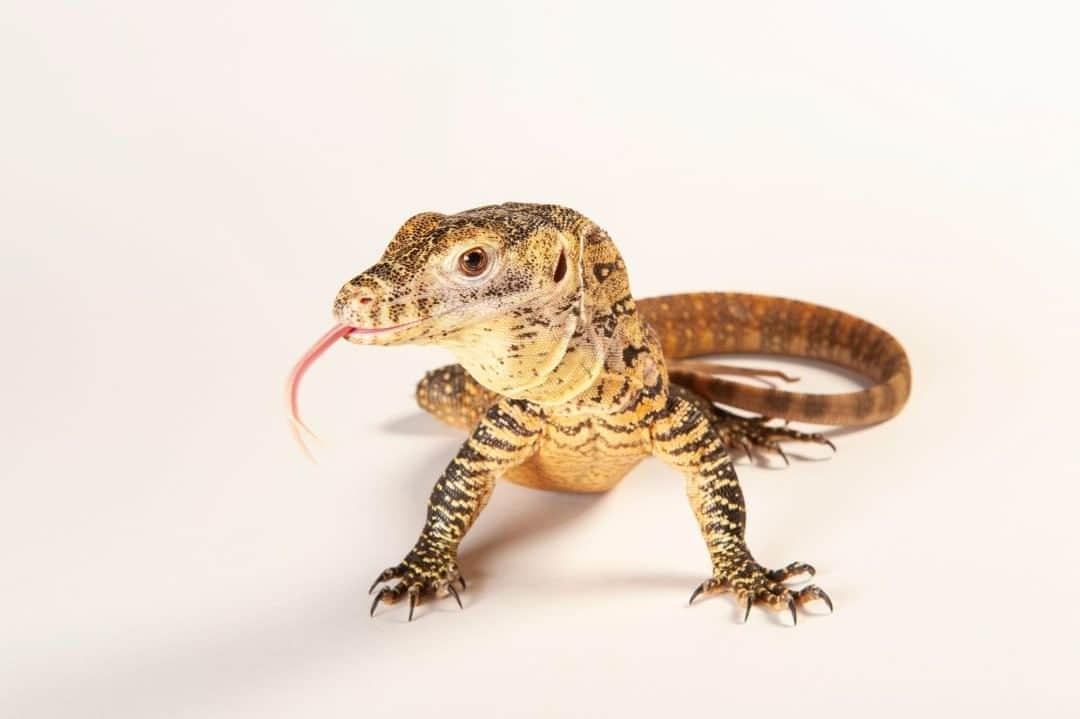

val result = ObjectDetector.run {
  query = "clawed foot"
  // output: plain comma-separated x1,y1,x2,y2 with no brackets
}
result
368,544,465,621
713,409,836,466
689,558,833,625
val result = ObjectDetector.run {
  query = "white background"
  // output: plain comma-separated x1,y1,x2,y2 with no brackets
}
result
3,2,1079,717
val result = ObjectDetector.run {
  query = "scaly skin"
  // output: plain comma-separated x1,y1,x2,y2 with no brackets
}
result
328,203,911,624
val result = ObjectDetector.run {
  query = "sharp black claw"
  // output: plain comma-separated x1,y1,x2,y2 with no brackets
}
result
788,597,798,626
688,581,707,606
775,445,790,466
797,586,834,613
368,576,383,595
743,594,754,623
447,583,463,610
740,440,754,463
458,576,467,591
824,438,837,453
369,589,386,618
407,591,417,622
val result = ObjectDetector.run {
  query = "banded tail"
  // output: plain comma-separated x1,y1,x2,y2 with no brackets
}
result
637,292,912,427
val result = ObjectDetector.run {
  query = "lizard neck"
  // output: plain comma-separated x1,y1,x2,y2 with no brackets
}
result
546,221,669,415
441,286,606,404
465,215,667,413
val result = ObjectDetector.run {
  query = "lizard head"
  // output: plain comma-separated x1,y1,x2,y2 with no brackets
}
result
288,203,634,456
334,204,577,347
332,203,610,401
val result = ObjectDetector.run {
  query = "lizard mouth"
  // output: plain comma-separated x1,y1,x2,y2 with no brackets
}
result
285,320,421,459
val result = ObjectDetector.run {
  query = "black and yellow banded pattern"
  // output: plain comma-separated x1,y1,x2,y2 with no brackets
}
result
369,399,542,618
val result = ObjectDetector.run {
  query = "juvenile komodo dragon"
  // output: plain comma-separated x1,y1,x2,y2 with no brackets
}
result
286,203,911,625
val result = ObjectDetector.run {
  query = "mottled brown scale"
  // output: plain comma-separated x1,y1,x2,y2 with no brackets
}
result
334,203,910,623
638,293,911,426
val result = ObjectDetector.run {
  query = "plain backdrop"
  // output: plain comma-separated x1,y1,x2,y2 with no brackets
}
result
3,2,1079,717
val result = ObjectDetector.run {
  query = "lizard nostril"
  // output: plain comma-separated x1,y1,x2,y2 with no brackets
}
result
357,297,373,305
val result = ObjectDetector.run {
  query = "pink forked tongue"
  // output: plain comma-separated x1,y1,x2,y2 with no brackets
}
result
285,323,355,461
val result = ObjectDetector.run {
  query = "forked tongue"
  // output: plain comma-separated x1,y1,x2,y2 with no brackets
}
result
285,324,355,461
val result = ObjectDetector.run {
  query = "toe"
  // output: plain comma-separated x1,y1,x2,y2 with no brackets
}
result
369,565,402,594
370,585,403,617
795,585,834,613
767,561,816,583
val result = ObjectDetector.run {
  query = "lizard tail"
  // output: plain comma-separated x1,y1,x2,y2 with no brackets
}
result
636,292,912,427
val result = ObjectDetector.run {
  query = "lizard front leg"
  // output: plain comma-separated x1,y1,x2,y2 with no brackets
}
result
415,363,498,432
651,396,832,624
369,398,543,621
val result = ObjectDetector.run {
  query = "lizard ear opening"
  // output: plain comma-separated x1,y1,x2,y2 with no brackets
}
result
553,248,567,283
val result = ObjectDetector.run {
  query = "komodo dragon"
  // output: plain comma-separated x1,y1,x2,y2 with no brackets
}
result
286,203,911,624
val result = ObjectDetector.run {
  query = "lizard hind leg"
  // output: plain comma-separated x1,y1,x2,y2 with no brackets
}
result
416,364,499,432
710,405,836,466
670,383,836,466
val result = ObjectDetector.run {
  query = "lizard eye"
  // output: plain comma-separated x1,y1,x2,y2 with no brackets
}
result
457,247,489,276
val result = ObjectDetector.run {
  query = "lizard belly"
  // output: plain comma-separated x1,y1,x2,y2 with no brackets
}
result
502,417,652,493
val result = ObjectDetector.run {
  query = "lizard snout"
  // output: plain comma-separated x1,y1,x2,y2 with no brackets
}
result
333,283,381,326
